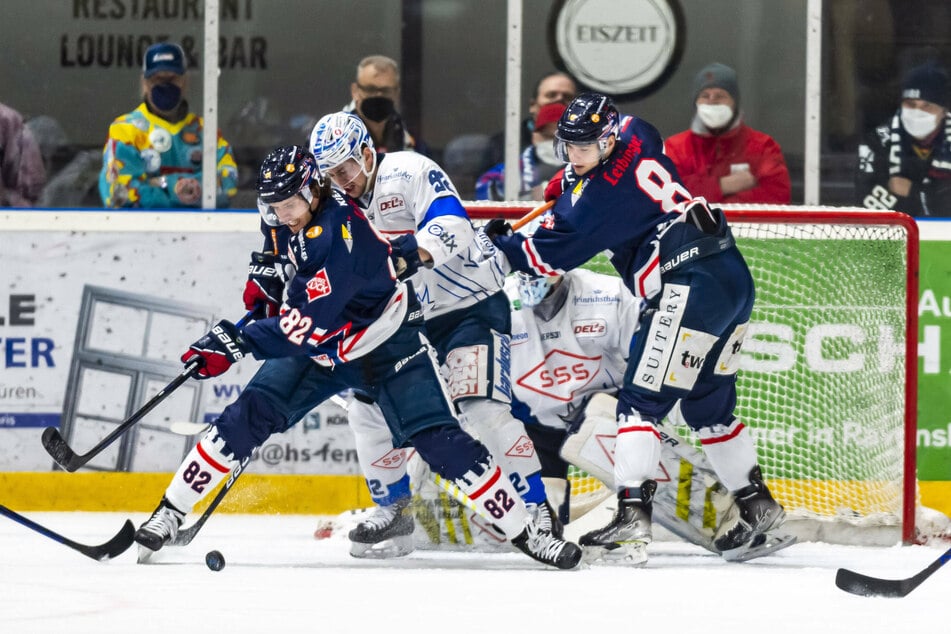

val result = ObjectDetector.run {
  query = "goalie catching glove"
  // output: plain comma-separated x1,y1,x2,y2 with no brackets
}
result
181,320,249,379
482,217,513,242
243,251,284,319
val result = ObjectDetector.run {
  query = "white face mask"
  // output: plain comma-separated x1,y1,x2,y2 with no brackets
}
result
697,104,734,130
900,107,940,140
534,139,561,166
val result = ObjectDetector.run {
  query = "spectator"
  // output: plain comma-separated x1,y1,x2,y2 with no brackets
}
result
486,71,578,170
856,61,951,216
0,102,46,207
475,101,567,200
344,55,423,154
99,42,238,208
665,62,791,204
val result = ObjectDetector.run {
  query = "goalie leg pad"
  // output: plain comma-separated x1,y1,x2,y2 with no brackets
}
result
164,427,237,514
457,398,545,504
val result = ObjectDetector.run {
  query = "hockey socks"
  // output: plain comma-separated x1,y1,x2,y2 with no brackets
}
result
164,428,238,514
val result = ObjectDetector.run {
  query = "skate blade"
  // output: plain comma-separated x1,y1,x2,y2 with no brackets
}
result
720,532,797,562
136,543,159,564
349,534,415,559
581,541,648,566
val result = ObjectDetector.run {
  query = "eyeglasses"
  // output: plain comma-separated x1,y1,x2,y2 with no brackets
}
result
357,83,398,99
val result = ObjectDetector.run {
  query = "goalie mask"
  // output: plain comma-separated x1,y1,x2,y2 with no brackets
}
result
516,272,561,307
309,112,377,195
554,92,620,163
256,145,319,227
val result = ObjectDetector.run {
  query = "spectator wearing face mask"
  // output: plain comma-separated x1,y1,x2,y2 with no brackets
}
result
474,101,567,201
856,61,951,217
665,62,791,204
98,42,238,208
343,55,425,155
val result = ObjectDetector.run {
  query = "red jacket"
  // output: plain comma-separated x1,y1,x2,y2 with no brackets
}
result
664,121,791,204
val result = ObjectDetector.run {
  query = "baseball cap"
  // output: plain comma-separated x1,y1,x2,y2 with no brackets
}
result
143,42,186,78
901,62,949,107
534,102,567,130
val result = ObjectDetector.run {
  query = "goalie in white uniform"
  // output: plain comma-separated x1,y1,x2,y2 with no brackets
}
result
309,112,558,558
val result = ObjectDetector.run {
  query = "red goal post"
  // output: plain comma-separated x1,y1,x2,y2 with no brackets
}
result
467,202,920,544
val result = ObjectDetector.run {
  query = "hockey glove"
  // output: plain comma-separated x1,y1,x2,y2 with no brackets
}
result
544,165,578,201
181,320,249,379
482,217,513,242
390,234,423,281
243,251,284,319
683,200,721,235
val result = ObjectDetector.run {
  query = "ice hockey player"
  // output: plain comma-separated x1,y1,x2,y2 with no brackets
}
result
485,92,786,563
505,267,795,562
134,145,581,570
308,113,559,558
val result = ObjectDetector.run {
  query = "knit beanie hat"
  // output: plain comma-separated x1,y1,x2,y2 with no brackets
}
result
901,62,949,107
693,62,739,106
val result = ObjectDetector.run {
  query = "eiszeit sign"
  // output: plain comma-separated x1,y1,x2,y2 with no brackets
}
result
549,0,684,97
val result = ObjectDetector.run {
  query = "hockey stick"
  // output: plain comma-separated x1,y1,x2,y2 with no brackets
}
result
511,200,555,232
0,503,135,561
171,454,251,546
835,547,951,598
42,310,254,472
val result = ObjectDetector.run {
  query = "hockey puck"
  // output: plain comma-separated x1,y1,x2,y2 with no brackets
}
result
205,550,226,571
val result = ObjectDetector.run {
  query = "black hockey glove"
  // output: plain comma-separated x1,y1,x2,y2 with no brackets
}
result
683,200,722,235
390,234,423,281
483,217,513,242
181,320,249,379
243,251,284,319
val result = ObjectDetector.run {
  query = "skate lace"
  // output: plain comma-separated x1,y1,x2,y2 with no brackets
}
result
526,523,565,562
362,504,400,530
141,505,182,539
527,503,553,533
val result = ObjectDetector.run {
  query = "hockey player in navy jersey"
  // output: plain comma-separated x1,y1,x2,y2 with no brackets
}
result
309,113,560,558
486,93,785,563
134,145,581,570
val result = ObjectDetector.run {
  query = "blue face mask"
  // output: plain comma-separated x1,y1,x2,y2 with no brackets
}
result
150,82,182,112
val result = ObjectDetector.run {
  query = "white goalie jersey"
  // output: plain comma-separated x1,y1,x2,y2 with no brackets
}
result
362,151,506,319
507,268,641,430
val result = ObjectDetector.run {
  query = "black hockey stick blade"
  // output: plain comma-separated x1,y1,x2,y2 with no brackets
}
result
171,455,251,546
835,546,951,598
0,504,135,561
41,310,254,472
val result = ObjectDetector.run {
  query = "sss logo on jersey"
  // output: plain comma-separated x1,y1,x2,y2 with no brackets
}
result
516,350,601,402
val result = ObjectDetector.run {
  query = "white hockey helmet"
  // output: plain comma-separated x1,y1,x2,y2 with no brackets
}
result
309,112,376,180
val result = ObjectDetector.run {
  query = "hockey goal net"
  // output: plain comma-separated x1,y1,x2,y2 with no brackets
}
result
467,203,920,545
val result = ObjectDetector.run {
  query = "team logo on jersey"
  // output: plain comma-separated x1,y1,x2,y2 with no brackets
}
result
305,268,332,301
516,350,601,401
427,223,458,252
306,225,323,239
342,221,353,252
570,178,587,205
572,319,607,337
378,194,405,214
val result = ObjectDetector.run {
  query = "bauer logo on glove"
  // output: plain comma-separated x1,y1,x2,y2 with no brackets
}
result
181,320,249,379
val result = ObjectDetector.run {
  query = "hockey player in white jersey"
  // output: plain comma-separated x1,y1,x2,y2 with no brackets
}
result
309,112,557,558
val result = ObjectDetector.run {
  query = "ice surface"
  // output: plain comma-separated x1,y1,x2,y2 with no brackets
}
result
0,512,944,633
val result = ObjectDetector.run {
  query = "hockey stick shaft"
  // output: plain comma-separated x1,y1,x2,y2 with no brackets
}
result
172,454,251,546
0,503,135,561
42,310,254,472
835,546,951,597
511,200,555,232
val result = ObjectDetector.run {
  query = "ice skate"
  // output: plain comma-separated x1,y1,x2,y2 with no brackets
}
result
579,481,655,565
511,515,582,570
527,499,564,539
714,466,786,558
135,497,185,562
348,497,415,559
